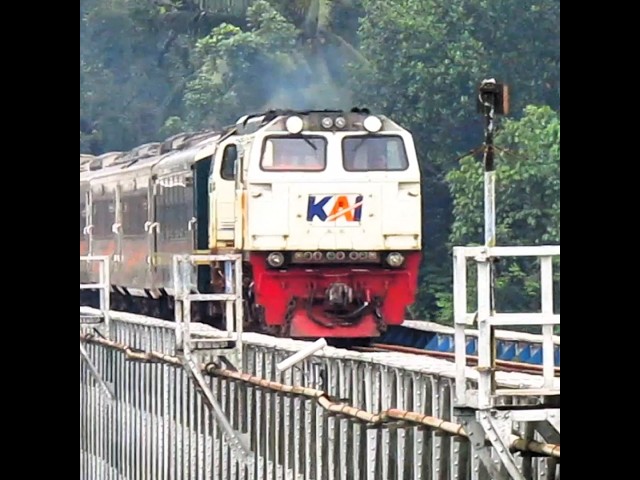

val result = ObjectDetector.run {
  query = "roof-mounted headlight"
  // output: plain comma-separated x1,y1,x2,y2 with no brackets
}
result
335,117,346,128
285,116,304,134
363,115,382,133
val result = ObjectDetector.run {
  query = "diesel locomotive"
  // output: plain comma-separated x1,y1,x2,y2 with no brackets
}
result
80,109,422,340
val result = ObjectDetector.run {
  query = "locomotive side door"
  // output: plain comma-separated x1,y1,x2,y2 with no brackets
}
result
210,141,240,249
193,155,213,292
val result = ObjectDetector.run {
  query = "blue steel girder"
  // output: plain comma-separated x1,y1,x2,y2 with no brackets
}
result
379,325,560,367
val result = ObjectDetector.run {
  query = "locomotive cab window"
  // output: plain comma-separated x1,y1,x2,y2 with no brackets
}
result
261,137,327,171
221,145,237,181
343,135,409,172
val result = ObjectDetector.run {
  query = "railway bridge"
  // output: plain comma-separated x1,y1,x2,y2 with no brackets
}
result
80,245,560,480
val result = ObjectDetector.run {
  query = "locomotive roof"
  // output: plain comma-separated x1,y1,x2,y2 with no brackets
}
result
80,107,388,181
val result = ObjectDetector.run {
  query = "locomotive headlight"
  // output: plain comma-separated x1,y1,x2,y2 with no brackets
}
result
386,252,405,268
285,116,304,134
321,117,334,129
267,252,285,268
335,117,346,128
363,115,382,133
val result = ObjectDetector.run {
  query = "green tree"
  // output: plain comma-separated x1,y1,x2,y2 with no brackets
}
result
350,0,489,319
349,0,560,322
467,0,560,112
80,0,187,153
182,0,357,128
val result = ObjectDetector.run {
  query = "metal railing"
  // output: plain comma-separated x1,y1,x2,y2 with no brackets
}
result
80,310,560,480
80,255,111,331
171,253,251,464
80,255,114,404
172,253,244,356
453,245,560,409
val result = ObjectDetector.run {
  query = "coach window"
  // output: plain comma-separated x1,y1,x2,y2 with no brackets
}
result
178,186,188,239
343,135,409,172
156,185,167,241
156,185,167,240
168,186,178,240
92,200,113,237
164,186,174,241
122,195,147,236
221,145,237,180
159,185,174,241
261,137,326,171
158,183,189,241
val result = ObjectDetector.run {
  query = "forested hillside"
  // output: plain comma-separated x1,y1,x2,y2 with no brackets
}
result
80,0,560,323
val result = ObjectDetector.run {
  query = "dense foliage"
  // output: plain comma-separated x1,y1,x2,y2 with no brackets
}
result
80,0,560,323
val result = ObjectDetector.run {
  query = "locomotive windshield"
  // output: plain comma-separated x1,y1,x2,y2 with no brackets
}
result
261,136,327,171
342,135,408,172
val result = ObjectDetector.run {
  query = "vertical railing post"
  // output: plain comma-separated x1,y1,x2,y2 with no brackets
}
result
173,255,183,350
180,255,193,351
476,253,494,409
453,247,468,406
224,260,234,338
234,255,244,368
540,255,555,388
98,259,104,314
102,256,110,336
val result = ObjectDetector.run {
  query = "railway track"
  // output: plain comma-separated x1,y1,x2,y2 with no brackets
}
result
353,343,560,377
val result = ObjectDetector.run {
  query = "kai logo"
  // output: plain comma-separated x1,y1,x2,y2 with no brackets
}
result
307,194,364,225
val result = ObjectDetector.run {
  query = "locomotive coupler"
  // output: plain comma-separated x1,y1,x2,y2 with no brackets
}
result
325,282,354,309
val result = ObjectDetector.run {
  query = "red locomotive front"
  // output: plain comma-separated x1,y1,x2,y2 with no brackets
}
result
242,112,423,339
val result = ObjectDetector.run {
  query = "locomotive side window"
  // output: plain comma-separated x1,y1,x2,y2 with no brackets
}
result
342,136,409,172
261,137,326,171
122,195,147,236
221,145,237,180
